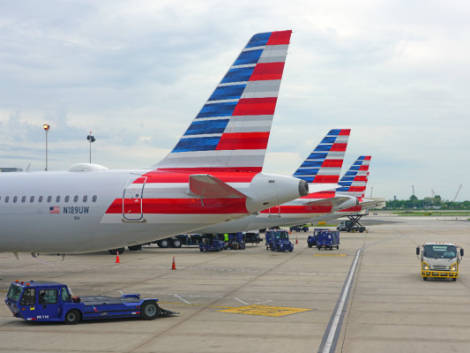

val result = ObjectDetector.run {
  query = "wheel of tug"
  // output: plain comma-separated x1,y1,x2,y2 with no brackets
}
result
141,301,160,320
65,310,81,324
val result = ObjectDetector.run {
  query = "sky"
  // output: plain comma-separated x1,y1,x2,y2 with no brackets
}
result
0,0,469,201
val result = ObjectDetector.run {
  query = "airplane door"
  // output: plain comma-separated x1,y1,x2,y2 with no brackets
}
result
122,176,147,222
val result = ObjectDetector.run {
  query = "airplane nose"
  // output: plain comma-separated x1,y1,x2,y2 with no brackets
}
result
298,179,309,197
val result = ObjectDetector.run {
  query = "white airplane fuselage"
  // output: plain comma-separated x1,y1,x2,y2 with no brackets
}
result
0,169,305,253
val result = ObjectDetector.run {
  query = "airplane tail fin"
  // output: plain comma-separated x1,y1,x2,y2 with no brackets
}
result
156,30,292,173
293,129,350,184
336,156,371,198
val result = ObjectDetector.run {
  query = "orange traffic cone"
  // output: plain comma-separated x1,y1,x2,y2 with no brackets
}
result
171,256,176,270
295,237,298,244
115,251,120,264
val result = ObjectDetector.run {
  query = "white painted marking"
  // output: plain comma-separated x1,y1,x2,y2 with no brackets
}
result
173,294,191,305
320,249,361,353
255,299,272,305
234,297,249,305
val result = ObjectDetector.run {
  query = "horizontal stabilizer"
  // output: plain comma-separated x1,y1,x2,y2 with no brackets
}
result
189,174,247,199
304,196,357,211
360,197,386,209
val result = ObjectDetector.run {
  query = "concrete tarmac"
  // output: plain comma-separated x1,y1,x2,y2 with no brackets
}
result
0,217,469,353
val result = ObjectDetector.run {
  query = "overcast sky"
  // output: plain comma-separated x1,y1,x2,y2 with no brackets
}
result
0,0,469,200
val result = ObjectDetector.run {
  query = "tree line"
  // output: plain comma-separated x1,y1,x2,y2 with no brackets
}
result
386,195,470,210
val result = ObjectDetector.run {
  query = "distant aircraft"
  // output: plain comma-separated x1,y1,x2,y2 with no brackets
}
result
196,129,355,233
334,156,385,215
0,30,308,254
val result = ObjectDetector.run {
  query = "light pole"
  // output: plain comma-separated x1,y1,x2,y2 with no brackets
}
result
87,131,96,164
42,123,50,171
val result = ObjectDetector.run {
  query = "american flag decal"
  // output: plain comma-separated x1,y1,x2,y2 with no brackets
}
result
49,206,60,214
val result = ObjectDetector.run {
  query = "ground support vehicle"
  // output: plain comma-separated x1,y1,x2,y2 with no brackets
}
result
5,281,175,324
199,237,225,252
337,217,366,233
225,233,246,250
315,229,340,250
154,234,206,248
307,228,329,248
265,230,293,252
244,232,262,244
290,225,309,232
416,243,464,281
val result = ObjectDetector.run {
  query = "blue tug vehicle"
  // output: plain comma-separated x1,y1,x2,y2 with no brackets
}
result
5,280,175,324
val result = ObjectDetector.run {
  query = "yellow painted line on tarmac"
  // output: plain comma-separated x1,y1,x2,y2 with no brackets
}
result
218,304,311,317
314,253,347,257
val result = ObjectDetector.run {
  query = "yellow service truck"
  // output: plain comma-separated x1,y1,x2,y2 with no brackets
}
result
416,243,464,281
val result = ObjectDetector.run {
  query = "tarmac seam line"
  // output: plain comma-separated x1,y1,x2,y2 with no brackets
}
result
317,248,362,353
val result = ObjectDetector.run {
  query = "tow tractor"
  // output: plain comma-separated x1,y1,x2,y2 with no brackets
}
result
265,230,294,252
225,233,246,250
310,228,340,250
416,243,464,281
289,225,309,232
5,281,176,324
199,235,225,252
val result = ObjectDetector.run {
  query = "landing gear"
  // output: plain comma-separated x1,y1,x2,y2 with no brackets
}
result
108,248,125,255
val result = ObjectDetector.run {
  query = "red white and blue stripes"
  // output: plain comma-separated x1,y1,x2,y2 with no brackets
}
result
260,129,350,215
336,156,371,198
293,129,350,184
156,30,292,172
102,31,293,224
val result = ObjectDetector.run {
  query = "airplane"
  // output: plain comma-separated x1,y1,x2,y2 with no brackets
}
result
315,155,385,228
334,155,385,216
0,30,309,254
195,128,357,233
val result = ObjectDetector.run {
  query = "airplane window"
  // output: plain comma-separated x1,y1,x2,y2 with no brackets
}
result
65,195,70,203
56,196,60,202
30,196,35,203
21,196,26,203
92,195,97,202
47,196,52,203
83,195,88,202
38,196,43,203
73,195,78,203
13,196,17,203
5,196,9,203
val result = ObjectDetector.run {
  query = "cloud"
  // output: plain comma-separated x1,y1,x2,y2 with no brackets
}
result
0,0,469,200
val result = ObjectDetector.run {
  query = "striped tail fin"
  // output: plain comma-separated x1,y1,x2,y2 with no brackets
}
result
156,30,292,172
293,129,350,184
336,156,372,198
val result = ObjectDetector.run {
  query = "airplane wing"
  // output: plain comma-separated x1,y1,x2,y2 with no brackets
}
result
189,174,247,199
303,195,357,211
360,197,386,209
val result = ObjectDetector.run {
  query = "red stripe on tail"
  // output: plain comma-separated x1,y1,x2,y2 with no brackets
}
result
216,132,270,150
266,30,292,45
249,63,285,81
